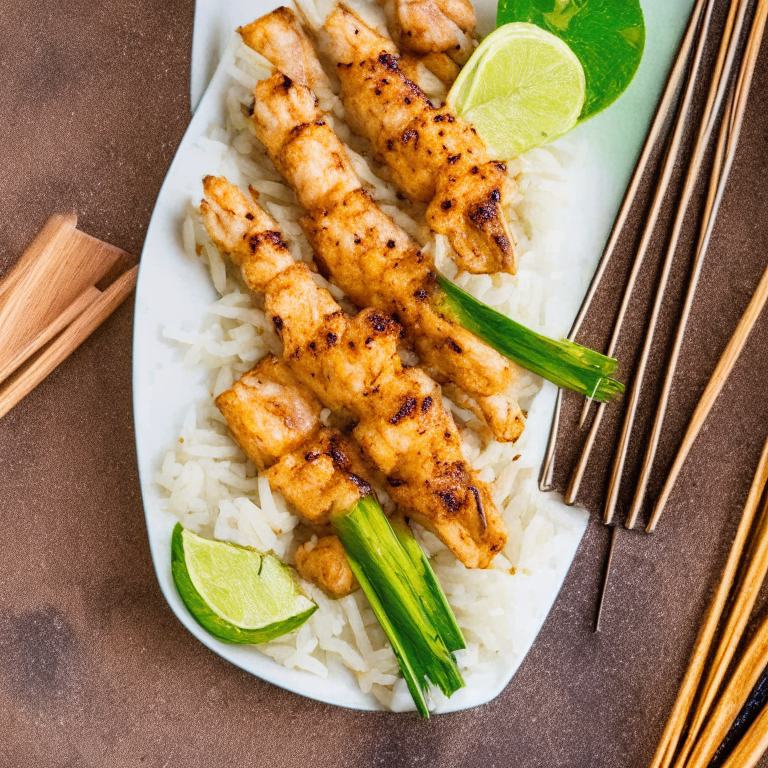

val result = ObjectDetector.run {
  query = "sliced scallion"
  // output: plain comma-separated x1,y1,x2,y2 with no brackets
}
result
432,273,624,402
333,496,465,717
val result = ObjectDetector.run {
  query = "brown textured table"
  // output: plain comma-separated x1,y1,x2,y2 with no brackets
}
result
2,1,768,765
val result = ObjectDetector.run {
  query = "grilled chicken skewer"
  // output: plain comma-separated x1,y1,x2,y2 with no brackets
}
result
246,65,525,443
216,352,361,597
201,175,507,568
241,6,515,276
323,4,515,276
379,0,475,84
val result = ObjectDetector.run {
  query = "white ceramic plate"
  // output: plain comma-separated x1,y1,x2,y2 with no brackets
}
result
134,0,695,712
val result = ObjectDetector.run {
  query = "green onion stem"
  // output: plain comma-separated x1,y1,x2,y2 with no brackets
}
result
332,496,465,717
389,516,465,653
432,274,624,402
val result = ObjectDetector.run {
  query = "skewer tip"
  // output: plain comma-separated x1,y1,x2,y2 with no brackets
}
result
595,526,619,632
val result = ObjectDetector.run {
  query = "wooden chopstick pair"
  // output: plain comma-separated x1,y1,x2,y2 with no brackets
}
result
651,428,768,768
0,214,138,419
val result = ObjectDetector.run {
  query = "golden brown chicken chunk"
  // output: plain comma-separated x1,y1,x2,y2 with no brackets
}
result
248,72,525,443
215,354,322,470
239,7,331,94
295,535,359,598
321,4,516,275
379,0,475,63
204,176,508,568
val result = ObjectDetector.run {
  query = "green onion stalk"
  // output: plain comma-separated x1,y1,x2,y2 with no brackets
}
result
332,496,466,717
431,273,624,402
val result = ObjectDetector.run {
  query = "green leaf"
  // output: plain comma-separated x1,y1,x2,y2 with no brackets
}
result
496,0,645,120
390,516,465,654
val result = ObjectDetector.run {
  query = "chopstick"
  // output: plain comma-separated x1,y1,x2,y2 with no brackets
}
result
627,84,734,529
565,0,719,506
0,266,139,420
0,287,102,386
537,0,708,492
647,0,768,532
720,699,768,768
685,613,768,768
649,434,768,768
604,0,749,526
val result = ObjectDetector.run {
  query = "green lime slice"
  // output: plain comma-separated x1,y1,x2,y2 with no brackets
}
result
496,0,645,120
448,22,586,159
171,523,316,644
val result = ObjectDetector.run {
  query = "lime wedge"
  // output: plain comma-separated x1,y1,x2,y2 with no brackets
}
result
497,0,645,120
448,23,585,159
171,523,316,644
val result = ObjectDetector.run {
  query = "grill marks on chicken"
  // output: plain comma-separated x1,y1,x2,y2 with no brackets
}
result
203,175,507,568
321,4,516,275
215,354,361,597
248,71,525,443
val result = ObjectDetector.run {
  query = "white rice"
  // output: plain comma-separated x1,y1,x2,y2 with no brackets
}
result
155,7,587,712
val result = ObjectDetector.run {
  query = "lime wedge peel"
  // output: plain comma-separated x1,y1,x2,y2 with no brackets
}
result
448,22,586,160
171,523,316,644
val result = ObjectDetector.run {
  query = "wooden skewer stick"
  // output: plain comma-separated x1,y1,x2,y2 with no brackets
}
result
565,0,719,506
537,0,708,492
632,0,766,529
720,697,768,768
648,435,768,768
671,498,768,766
686,613,768,768
0,266,138,420
648,0,768,532
626,87,734,529
605,0,749,527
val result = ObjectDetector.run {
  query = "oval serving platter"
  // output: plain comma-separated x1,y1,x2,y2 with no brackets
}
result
133,0,695,712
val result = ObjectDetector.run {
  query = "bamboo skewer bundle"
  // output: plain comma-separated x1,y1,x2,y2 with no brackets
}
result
564,0,719,506
649,0,768,531
686,613,768,768
578,0,768,630
537,0,709,492
0,214,137,419
606,0,750,526
649,437,768,768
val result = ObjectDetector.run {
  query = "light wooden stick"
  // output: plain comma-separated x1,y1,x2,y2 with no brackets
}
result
0,214,127,381
627,85,734,529
537,0,708,492
648,436,768,768
0,266,138,420
648,0,768,532
0,213,77,303
0,287,102,386
606,0,749,526
686,613,768,768
671,496,768,767
565,0,719,505
720,701,768,768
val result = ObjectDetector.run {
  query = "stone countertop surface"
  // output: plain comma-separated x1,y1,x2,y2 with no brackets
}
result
2,1,768,765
